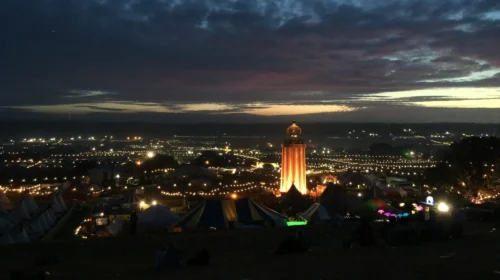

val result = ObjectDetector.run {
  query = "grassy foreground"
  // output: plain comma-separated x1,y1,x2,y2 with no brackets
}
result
1,223,499,280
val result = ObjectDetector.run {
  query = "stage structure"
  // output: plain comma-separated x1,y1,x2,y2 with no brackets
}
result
280,120,307,194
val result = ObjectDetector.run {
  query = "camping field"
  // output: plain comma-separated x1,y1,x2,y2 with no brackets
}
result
1,222,500,280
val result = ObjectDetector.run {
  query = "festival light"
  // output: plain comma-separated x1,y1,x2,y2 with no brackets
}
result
437,202,450,212
286,221,308,227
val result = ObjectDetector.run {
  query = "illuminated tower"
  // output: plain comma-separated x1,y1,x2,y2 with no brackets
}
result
280,120,307,194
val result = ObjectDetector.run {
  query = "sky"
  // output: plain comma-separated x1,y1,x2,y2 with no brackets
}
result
1,0,500,123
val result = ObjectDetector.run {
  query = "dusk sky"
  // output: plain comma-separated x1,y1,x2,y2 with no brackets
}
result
1,0,500,122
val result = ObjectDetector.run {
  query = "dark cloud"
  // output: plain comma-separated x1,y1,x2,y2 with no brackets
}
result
0,0,499,122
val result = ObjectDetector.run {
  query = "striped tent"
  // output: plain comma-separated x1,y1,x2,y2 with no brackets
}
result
121,192,142,205
175,198,287,229
298,203,331,222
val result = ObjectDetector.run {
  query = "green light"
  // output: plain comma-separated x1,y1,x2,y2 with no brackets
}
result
286,221,308,227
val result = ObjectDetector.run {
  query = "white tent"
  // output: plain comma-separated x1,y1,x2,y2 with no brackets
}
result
10,202,31,222
36,214,51,232
21,194,39,215
298,203,331,222
56,194,67,211
50,194,65,213
138,205,179,227
0,217,12,233
25,220,44,237
0,232,14,245
44,210,56,226
0,203,7,214
107,219,124,235
12,229,30,243
0,191,13,210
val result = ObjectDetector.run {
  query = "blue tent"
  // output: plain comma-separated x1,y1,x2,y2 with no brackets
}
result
175,198,287,229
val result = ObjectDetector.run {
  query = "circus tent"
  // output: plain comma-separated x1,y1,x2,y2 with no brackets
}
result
175,198,287,229
298,203,332,222
138,205,179,227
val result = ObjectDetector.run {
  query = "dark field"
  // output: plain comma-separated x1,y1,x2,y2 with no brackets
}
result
1,223,500,280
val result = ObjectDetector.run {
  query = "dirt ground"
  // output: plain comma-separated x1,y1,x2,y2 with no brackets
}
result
1,223,500,280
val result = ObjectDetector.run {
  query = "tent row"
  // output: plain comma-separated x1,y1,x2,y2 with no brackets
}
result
174,198,288,229
277,183,404,224
112,198,288,231
0,192,68,246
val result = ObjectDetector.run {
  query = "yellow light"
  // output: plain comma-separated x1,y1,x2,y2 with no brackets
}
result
437,202,449,212
140,201,145,207
136,161,142,166
230,193,238,200
399,202,405,207
146,151,155,158
205,160,209,165
152,200,157,205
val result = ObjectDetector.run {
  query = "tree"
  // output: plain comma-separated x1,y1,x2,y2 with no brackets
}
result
426,137,500,198
143,155,179,171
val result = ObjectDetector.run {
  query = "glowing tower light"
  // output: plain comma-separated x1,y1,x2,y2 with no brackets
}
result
280,120,307,194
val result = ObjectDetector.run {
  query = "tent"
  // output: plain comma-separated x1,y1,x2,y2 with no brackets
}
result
0,232,14,245
319,184,351,215
107,219,124,235
10,202,31,222
0,217,12,233
175,198,287,229
21,193,39,215
50,194,66,213
11,229,30,243
278,184,313,216
0,191,13,210
35,214,51,232
56,194,67,211
298,203,331,222
138,205,179,227
24,219,45,239
121,191,142,205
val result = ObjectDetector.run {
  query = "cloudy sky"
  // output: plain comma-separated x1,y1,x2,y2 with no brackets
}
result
1,0,500,122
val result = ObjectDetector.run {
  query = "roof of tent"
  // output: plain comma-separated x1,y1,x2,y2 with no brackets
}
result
11,228,30,243
138,205,179,227
107,219,124,235
0,217,12,233
175,198,287,229
0,191,13,210
50,194,66,213
121,192,142,204
278,184,313,215
298,203,331,222
21,194,39,214
10,202,31,222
